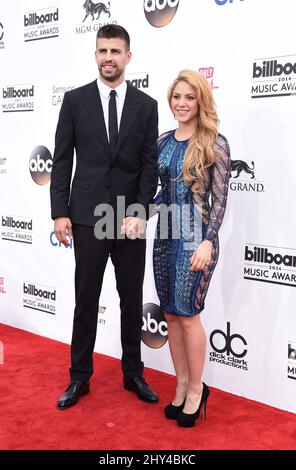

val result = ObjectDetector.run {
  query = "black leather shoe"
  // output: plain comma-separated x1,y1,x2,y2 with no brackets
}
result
57,380,90,410
123,376,159,403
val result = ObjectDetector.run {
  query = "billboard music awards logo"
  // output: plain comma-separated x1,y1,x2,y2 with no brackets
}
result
144,0,180,27
2,84,34,113
52,85,76,106
29,146,53,185
23,282,56,315
287,341,296,380
141,303,168,349
0,277,6,295
126,72,150,91
230,158,265,192
76,1,117,35
0,22,5,49
209,322,248,371
0,157,7,175
251,54,296,98
24,7,59,42
199,67,219,91
244,244,296,287
1,215,33,244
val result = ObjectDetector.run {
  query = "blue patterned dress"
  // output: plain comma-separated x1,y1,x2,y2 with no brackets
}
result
153,130,231,316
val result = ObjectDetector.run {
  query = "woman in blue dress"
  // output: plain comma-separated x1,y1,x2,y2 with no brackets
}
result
153,70,231,427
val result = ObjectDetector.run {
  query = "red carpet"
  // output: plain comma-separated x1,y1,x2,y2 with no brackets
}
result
0,323,295,450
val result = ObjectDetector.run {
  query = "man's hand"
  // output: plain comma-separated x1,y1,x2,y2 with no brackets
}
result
54,217,73,245
121,216,146,240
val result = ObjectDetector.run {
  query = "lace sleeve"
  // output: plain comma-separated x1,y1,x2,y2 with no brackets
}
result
204,134,231,243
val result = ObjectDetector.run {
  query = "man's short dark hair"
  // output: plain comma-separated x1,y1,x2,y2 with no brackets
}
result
96,25,130,51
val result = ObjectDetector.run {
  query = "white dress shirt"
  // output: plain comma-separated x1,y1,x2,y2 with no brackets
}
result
97,77,127,141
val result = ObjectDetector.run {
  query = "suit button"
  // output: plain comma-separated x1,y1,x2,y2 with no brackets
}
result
105,184,109,188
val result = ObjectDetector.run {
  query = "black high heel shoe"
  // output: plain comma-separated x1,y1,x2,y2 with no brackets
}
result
177,383,209,428
164,398,186,419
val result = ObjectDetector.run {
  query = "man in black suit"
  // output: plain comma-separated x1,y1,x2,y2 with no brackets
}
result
50,25,159,409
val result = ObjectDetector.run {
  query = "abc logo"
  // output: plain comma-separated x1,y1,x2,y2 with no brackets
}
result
144,0,179,28
210,322,247,358
29,145,52,185
141,303,168,349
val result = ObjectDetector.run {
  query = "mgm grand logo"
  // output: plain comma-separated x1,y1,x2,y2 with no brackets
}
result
230,159,264,192
76,1,116,34
82,0,110,22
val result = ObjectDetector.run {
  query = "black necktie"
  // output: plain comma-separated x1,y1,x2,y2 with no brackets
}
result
108,89,118,153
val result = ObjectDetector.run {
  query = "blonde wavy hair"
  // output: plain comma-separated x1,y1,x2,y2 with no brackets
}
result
168,69,219,192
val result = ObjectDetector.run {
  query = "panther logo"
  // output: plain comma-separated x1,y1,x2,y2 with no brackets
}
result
82,0,111,22
230,159,255,179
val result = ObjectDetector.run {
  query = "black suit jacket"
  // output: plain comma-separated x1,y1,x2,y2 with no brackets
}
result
50,80,158,226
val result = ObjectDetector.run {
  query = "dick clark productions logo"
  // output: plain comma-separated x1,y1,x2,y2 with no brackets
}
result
209,322,248,371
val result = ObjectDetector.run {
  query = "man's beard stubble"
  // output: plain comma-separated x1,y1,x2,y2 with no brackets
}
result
99,65,123,83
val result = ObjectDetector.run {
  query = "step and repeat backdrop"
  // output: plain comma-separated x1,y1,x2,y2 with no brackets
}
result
0,0,296,413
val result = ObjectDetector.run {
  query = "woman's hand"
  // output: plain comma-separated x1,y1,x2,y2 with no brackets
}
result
190,240,213,272
121,216,146,240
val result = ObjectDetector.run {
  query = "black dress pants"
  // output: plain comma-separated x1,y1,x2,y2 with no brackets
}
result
69,223,145,382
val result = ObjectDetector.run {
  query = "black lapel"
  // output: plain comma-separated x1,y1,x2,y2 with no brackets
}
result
115,83,141,160
83,80,110,155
